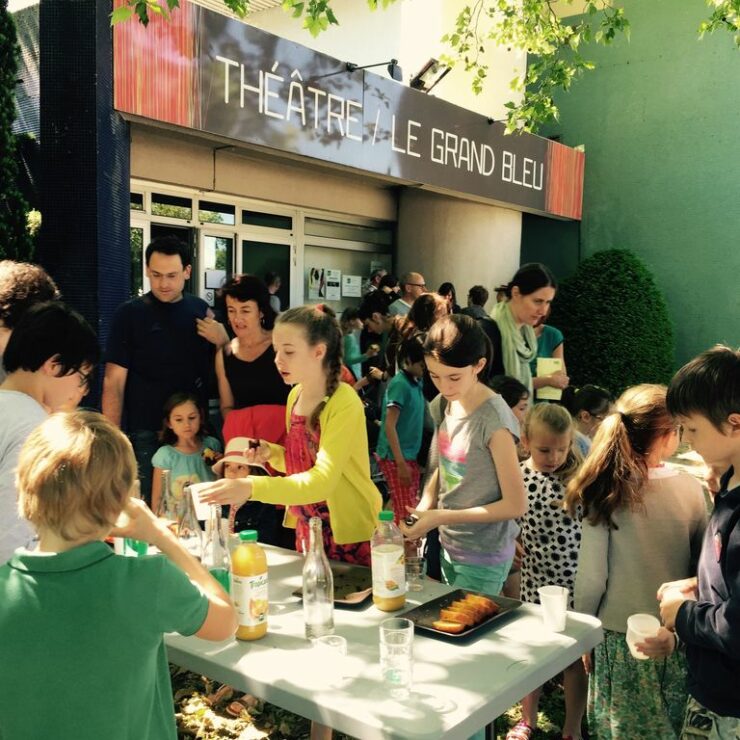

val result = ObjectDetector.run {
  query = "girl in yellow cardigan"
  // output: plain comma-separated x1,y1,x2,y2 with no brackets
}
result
201,305,381,564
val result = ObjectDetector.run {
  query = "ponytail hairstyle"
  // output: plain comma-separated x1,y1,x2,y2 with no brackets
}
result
502,262,557,300
564,384,614,418
564,384,675,527
276,305,343,431
423,314,492,382
522,403,582,486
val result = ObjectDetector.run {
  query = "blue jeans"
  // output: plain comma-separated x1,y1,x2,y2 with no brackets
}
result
128,429,159,507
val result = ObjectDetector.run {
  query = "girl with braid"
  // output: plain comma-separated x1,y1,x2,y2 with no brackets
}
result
201,305,381,565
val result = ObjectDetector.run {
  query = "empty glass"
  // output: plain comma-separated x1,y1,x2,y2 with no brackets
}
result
379,617,414,700
405,556,426,592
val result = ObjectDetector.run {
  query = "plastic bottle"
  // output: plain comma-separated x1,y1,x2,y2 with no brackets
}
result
202,504,231,592
371,510,406,611
302,516,334,639
231,530,268,641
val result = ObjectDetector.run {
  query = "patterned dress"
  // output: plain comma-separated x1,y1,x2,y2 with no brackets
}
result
519,464,581,608
285,409,371,566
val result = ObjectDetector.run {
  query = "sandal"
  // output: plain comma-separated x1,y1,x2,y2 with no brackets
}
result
506,720,534,740
205,684,233,707
226,693,261,718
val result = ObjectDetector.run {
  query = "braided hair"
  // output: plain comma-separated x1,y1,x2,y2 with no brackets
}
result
276,305,343,431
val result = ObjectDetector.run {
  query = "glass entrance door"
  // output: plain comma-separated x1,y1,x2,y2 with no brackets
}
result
240,238,292,312
199,232,235,307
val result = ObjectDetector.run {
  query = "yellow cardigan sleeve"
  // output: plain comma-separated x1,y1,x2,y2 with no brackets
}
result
249,384,363,506
265,442,286,473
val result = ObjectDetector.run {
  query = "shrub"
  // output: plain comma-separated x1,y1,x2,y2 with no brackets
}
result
0,2,34,261
549,249,674,396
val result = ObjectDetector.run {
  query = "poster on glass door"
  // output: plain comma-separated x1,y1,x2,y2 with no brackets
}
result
308,267,326,300
325,269,341,301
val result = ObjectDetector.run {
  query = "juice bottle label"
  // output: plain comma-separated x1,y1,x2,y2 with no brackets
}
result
232,572,268,627
371,543,406,598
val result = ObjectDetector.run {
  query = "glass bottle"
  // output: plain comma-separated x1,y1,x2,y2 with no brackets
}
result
155,469,178,523
302,516,334,639
202,504,231,592
371,511,406,611
176,484,204,561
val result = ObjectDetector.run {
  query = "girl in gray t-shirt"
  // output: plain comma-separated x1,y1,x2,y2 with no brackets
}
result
400,315,527,595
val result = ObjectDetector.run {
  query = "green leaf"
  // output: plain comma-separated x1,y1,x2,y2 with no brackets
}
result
110,5,135,24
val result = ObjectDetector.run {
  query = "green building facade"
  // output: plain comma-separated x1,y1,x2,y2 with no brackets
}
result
541,0,740,366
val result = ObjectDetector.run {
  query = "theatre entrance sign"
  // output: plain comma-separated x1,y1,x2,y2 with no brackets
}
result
113,0,584,220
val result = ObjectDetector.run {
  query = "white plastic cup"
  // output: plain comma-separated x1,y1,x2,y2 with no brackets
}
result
379,617,414,700
626,613,660,660
538,585,569,632
188,481,213,521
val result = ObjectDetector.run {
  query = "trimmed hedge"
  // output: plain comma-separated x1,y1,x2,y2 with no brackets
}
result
549,249,674,396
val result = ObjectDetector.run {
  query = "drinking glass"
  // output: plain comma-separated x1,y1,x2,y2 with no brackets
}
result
312,634,348,687
379,617,414,700
405,556,426,592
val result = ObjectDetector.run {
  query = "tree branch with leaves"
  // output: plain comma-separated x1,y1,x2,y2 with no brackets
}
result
441,1,630,133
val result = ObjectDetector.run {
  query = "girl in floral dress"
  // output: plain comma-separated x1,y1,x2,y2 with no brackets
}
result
200,305,381,566
566,384,707,739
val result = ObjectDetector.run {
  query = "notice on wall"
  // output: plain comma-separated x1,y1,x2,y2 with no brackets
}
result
308,267,326,300
342,274,362,297
325,269,342,301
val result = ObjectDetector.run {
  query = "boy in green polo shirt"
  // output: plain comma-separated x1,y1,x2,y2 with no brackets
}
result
0,410,237,740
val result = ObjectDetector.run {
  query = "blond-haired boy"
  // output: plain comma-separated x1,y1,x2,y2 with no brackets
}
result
0,410,237,740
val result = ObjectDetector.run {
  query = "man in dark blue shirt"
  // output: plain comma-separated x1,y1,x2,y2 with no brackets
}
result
103,237,227,505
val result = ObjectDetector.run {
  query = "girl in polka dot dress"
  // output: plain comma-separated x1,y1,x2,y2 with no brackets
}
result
507,403,585,740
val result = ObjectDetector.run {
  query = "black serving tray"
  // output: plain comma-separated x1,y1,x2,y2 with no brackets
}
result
293,561,373,606
403,589,522,639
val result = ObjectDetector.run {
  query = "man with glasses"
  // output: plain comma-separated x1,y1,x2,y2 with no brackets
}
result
0,302,99,563
388,272,426,317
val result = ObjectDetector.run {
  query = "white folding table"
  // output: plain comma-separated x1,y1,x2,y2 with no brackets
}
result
166,546,602,739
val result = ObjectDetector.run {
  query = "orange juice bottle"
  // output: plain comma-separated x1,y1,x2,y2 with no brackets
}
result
371,511,406,611
231,530,268,641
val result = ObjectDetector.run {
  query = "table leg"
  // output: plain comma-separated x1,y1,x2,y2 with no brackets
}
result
310,721,332,740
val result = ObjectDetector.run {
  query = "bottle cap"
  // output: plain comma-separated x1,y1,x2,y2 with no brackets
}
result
378,511,394,522
239,529,258,542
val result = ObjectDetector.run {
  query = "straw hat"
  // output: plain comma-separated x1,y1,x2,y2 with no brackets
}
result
211,437,251,476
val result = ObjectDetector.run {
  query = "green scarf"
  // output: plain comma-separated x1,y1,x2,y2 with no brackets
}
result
491,301,538,394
